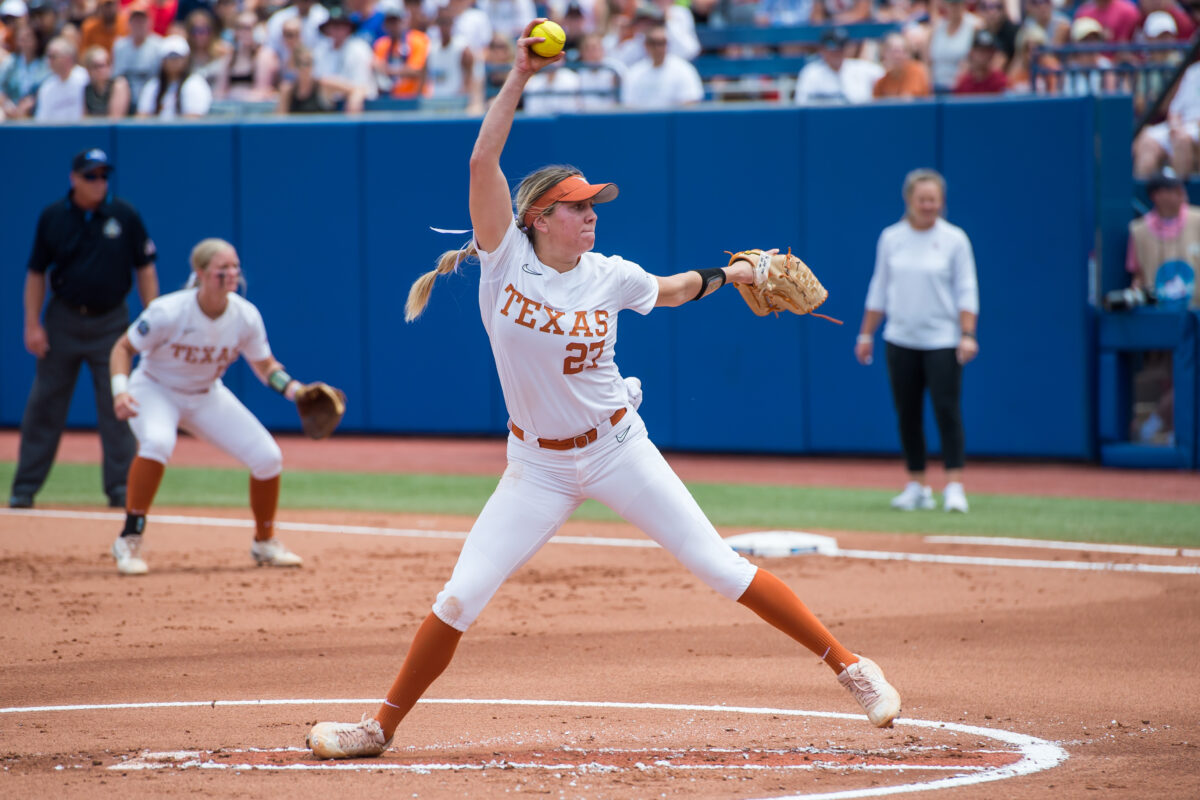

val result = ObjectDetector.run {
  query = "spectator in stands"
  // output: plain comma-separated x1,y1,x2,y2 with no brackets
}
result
547,0,605,35
373,0,428,98
927,0,978,92
82,43,131,115
137,33,212,117
144,0,177,37
479,0,537,40
622,21,703,107
855,168,979,514
1062,16,1116,95
278,44,332,111
401,0,427,32
216,10,272,100
652,0,700,61
313,6,377,112
1006,24,1062,93
952,29,1007,92
185,9,228,87
1128,167,1200,307
757,0,817,27
270,17,303,87
425,3,477,109
1133,58,1200,176
576,31,624,110
213,0,238,44
482,30,513,101
447,0,493,56
0,21,47,118
1021,0,1071,46
560,3,587,57
611,3,660,66
27,0,59,51
811,0,873,24
80,0,125,55
267,0,328,60
1136,10,1183,112
524,60,581,113
977,0,1018,68
63,0,91,31
1074,0,1141,42
874,31,931,98
34,35,86,119
1138,0,1195,38
344,0,385,44
113,1,161,105
794,26,883,104
1,0,27,53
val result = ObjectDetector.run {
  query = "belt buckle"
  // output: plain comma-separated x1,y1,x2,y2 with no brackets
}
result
572,434,590,449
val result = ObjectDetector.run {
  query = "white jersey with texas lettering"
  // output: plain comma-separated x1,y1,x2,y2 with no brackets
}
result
126,288,272,394
478,221,658,440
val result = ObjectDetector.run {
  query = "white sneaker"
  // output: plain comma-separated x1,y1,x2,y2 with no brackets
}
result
111,534,148,576
307,714,390,759
624,376,643,410
837,655,902,728
251,538,303,567
890,482,935,511
943,482,969,513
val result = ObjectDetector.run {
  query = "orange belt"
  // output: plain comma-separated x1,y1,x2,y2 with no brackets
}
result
510,408,627,451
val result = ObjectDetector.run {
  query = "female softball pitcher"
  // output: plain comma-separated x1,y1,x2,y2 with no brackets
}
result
306,20,900,758
107,238,304,576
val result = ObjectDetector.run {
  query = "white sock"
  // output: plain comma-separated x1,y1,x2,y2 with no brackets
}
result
945,481,963,493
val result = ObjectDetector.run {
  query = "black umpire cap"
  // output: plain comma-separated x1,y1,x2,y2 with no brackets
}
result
71,148,114,174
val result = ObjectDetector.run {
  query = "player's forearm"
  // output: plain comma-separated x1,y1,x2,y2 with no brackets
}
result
858,309,884,336
136,264,159,305
109,335,135,377
23,271,46,328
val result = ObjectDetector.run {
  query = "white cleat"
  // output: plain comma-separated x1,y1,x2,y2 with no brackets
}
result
838,655,902,728
307,714,390,759
251,538,303,567
890,482,936,511
111,534,148,576
943,482,969,513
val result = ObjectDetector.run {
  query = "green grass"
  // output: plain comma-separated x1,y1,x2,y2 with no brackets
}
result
3,462,1198,548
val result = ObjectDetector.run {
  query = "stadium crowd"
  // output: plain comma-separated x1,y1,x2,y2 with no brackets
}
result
0,0,1197,140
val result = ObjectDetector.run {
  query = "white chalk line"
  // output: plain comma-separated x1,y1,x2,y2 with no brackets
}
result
926,535,1200,559
1,697,1065,799
4,508,1198,574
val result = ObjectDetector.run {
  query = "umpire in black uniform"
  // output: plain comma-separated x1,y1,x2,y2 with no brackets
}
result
9,148,159,509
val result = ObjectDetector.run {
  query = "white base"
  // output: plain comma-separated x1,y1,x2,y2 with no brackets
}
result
724,531,839,558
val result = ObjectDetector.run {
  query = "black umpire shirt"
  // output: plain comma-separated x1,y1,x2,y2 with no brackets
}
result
28,190,156,314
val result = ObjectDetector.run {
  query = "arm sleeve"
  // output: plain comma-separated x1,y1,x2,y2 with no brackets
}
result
27,211,53,273
863,229,890,312
239,303,273,362
127,299,173,353
952,231,980,314
616,257,659,315
475,219,524,278
126,207,156,268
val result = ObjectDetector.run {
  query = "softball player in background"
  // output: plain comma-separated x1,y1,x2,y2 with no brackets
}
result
107,238,304,575
306,21,900,758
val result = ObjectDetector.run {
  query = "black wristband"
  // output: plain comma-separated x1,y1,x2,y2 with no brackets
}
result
690,268,727,302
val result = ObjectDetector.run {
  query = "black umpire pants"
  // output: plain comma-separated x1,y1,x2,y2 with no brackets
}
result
885,342,965,474
10,298,135,502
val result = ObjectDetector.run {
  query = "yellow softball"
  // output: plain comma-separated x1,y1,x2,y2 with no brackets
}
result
529,20,566,58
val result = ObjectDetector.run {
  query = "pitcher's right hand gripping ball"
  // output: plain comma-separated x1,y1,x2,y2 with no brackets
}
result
295,382,347,439
728,248,838,321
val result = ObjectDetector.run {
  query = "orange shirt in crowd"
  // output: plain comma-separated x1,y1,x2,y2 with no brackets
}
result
373,30,430,99
80,16,130,55
873,61,931,99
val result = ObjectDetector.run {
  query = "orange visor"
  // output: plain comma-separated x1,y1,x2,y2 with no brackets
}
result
521,175,619,229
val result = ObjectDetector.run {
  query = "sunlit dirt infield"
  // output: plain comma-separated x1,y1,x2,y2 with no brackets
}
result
2,433,1199,799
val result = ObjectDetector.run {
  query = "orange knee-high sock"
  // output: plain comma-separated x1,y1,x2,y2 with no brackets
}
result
375,613,463,739
125,457,166,516
737,569,857,674
249,475,280,542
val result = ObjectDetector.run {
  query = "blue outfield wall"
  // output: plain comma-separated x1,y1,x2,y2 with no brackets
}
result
0,96,1120,459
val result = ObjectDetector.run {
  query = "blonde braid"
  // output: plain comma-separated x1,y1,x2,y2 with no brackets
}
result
405,244,479,322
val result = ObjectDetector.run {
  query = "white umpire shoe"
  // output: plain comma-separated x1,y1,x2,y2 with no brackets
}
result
111,534,148,576
890,482,936,511
624,376,643,411
307,714,390,759
251,538,303,567
838,655,902,728
943,482,969,513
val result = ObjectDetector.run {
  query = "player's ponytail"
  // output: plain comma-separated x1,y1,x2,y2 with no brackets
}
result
405,243,478,322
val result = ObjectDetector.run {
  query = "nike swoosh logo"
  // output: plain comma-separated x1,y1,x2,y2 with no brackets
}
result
521,264,543,276
615,425,631,443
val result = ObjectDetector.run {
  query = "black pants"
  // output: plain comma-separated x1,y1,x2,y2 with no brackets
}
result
10,298,135,502
885,342,965,474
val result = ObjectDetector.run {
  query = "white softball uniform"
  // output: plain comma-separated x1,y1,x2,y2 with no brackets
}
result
432,222,757,631
123,288,283,479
